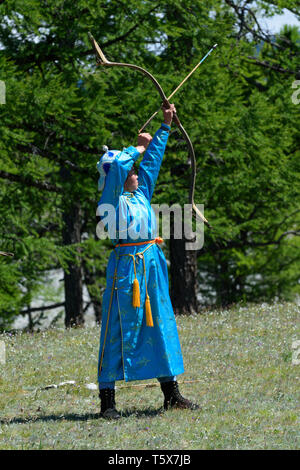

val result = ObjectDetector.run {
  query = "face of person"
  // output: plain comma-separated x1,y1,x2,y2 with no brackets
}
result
124,168,138,192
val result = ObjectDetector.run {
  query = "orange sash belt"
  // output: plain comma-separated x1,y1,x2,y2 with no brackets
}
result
114,237,163,328
115,237,163,248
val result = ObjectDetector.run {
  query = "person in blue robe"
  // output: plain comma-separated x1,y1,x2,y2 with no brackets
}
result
96,104,199,419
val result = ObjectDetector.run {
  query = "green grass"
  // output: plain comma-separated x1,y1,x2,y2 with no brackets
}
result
0,301,299,449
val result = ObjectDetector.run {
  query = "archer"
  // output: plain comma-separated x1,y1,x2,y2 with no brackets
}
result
96,104,200,419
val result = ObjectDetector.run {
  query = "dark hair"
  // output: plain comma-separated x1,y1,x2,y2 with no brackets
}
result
127,163,138,178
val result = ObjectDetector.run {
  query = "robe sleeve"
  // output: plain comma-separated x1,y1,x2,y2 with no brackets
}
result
137,123,170,201
97,145,140,210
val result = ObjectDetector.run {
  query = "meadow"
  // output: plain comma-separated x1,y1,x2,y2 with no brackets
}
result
0,301,299,450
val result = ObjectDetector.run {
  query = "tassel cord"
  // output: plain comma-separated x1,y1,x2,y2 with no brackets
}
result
142,255,154,327
121,241,158,327
128,254,140,308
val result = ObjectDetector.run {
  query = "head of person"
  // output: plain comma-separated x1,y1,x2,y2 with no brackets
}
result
124,164,138,192
97,147,138,193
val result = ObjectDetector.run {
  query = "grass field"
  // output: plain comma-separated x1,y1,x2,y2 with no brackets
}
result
0,301,299,450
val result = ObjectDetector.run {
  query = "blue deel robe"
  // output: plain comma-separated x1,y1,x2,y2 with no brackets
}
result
97,123,185,383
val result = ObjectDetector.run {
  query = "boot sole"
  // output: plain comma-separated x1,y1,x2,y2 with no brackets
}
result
101,408,121,420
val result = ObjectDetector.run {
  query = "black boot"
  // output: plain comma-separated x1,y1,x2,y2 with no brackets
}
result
160,381,200,411
99,388,121,419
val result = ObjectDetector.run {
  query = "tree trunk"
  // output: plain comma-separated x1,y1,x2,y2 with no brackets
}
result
82,257,102,323
214,254,237,307
62,199,84,327
169,218,198,315
215,256,230,307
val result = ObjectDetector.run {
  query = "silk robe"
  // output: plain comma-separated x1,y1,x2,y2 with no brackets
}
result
97,124,184,382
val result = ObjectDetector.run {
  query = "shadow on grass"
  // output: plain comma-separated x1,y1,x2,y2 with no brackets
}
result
120,406,164,418
0,406,164,425
0,412,101,425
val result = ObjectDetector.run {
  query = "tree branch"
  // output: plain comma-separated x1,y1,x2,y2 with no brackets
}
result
3,4,160,68
20,302,65,315
245,56,299,75
15,143,91,176
0,169,62,192
224,0,297,53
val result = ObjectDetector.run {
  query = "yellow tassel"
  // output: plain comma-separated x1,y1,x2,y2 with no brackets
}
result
132,278,140,308
145,295,154,327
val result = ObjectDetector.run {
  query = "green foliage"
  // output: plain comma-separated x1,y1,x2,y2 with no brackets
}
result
0,0,299,327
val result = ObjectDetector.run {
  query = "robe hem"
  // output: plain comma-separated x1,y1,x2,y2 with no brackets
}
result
98,369,185,384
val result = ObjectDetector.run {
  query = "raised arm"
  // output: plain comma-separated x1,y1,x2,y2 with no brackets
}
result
138,104,176,201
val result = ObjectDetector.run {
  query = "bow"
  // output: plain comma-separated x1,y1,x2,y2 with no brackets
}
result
88,33,211,228
0,251,14,257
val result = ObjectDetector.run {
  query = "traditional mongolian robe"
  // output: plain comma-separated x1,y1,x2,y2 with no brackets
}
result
97,123,185,383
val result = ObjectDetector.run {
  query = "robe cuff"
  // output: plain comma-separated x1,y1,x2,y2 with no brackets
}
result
160,123,171,132
124,146,140,162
